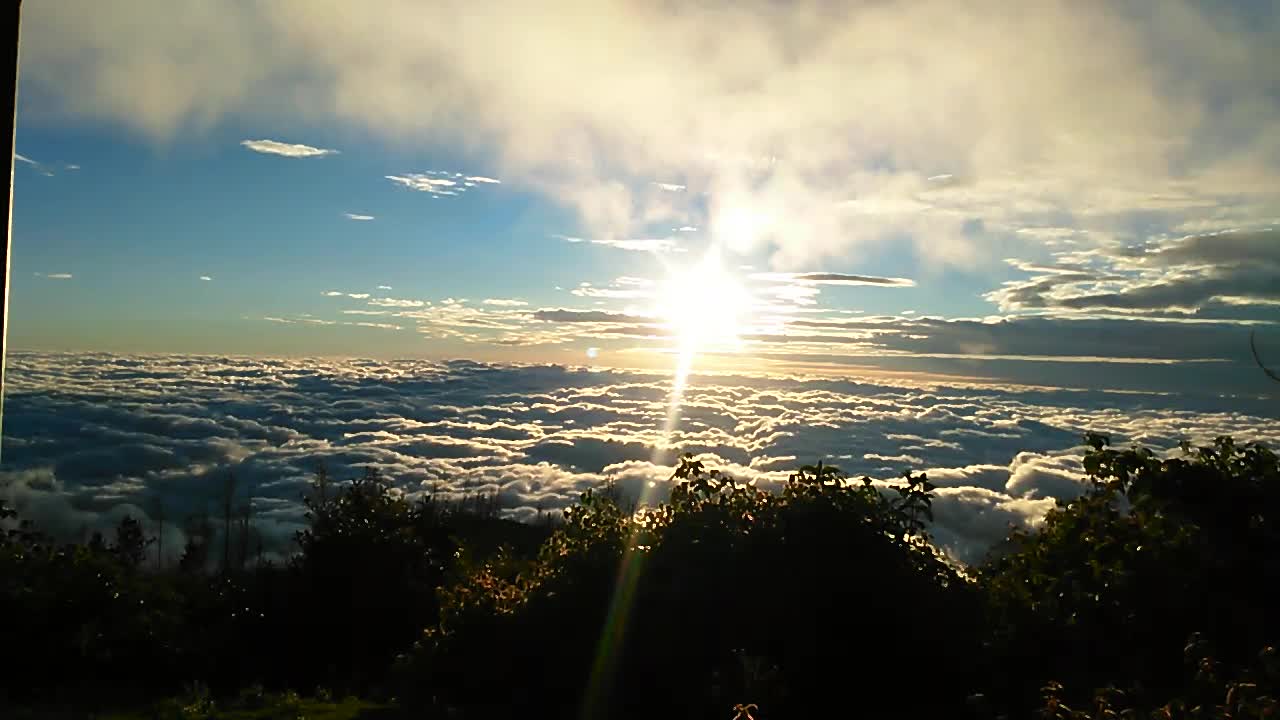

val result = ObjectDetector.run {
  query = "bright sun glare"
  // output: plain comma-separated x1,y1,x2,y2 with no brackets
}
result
654,251,750,360
650,249,753,417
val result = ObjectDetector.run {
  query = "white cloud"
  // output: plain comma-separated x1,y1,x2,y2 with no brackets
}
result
199,275,212,281
387,171,502,198
482,298,530,307
653,182,686,192
347,293,370,300
323,291,344,297
40,273,73,279
22,1,1280,270
386,174,459,195
14,152,55,176
377,285,393,290
348,322,401,330
557,234,685,253
344,212,375,221
240,139,338,157
369,297,426,308
2,352,1276,566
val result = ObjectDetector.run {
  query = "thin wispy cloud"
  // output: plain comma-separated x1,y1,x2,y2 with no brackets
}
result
199,275,212,281
350,322,401,330
240,139,338,158
377,285,393,290
558,234,685,254
35,272,73,280
369,297,426,308
344,212,375,221
386,170,501,198
652,182,686,192
15,152,55,176
482,298,530,307
386,174,459,195
753,272,918,287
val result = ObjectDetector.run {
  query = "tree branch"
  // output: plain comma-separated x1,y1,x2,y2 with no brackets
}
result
1250,330,1280,383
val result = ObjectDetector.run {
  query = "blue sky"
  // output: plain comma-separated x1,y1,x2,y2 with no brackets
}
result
8,0,1280,394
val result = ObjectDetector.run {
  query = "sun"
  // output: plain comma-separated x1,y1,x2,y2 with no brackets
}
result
653,250,751,362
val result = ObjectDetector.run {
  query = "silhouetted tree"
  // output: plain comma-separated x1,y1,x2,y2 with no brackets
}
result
152,495,166,571
111,515,154,570
221,472,238,574
179,510,213,574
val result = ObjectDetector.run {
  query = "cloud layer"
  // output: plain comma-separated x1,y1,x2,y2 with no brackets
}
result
2,352,1276,566
21,1,1280,269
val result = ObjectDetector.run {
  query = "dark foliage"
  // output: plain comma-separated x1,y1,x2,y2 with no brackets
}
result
980,434,1280,717
0,469,547,710
1,433,1276,719
398,459,980,718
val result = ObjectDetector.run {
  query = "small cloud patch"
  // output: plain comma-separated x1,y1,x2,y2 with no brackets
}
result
240,139,338,158
386,170,501,198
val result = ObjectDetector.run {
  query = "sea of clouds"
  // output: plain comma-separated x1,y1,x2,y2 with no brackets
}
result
2,351,1277,565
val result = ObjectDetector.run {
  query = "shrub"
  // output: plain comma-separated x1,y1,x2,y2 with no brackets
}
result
399,457,980,718
980,435,1280,714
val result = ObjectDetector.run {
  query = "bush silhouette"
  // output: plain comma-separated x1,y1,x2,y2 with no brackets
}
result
400,457,980,718
980,434,1280,715
2,434,1277,718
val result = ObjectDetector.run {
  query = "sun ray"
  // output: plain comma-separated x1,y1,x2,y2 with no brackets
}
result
584,246,755,714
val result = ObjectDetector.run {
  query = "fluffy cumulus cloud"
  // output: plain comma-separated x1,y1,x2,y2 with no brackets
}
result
23,1,1279,270
239,139,338,158
2,353,1277,566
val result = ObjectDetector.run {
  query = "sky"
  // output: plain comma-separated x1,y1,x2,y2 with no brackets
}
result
3,1,1280,565
8,0,1280,395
